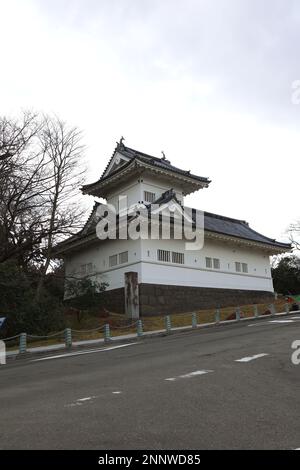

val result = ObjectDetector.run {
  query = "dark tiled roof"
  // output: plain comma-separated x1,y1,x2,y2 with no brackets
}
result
82,144,210,191
203,211,290,248
56,191,291,252
154,189,290,249
115,145,210,183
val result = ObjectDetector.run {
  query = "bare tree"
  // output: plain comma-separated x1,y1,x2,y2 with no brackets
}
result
0,112,87,281
0,111,47,266
287,221,300,251
35,116,86,301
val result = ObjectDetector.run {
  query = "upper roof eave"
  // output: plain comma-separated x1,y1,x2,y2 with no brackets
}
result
82,157,210,197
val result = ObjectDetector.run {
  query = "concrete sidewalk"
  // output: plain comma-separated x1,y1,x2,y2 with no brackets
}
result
6,309,300,359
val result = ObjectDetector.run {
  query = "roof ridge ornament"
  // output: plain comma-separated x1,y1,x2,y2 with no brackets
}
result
116,136,125,149
161,150,171,164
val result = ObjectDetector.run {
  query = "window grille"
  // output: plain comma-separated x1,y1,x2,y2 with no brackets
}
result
144,191,156,203
235,262,241,272
242,263,248,273
157,249,170,262
119,251,128,264
213,258,220,269
109,254,118,267
172,252,184,264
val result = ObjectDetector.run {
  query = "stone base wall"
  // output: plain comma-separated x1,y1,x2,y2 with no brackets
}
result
139,284,275,316
101,283,275,316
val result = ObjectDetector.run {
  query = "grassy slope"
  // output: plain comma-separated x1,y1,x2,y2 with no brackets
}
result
15,298,289,350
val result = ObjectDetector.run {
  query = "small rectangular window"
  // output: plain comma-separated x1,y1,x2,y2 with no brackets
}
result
172,252,184,264
235,262,241,272
119,251,128,264
206,257,212,268
144,191,156,203
109,254,118,267
157,249,170,262
242,263,248,273
213,258,220,269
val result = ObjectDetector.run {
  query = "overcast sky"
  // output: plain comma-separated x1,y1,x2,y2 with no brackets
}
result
1,0,300,242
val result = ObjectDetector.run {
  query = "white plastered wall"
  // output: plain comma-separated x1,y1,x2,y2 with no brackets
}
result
139,237,274,292
106,175,184,212
65,235,274,294
64,238,142,292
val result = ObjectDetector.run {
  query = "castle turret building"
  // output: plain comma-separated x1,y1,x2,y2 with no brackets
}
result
56,141,291,316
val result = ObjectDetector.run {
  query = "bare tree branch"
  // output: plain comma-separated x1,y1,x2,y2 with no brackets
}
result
287,220,300,252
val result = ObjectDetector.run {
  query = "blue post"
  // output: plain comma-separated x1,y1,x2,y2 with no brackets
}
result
285,303,290,314
19,333,27,354
192,313,197,329
236,307,241,321
270,304,276,316
165,315,171,334
254,304,259,318
64,328,72,348
104,323,111,343
137,319,143,337
215,308,220,324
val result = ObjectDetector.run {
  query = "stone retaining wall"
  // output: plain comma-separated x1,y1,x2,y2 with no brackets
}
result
101,283,274,316
139,284,274,316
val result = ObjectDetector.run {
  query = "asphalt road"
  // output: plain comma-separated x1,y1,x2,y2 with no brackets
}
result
1,315,300,450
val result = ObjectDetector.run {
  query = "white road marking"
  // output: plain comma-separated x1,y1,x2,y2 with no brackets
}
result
32,342,138,362
179,370,213,379
165,370,213,381
248,319,296,327
235,353,269,363
112,391,122,394
66,395,97,407
269,320,294,324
